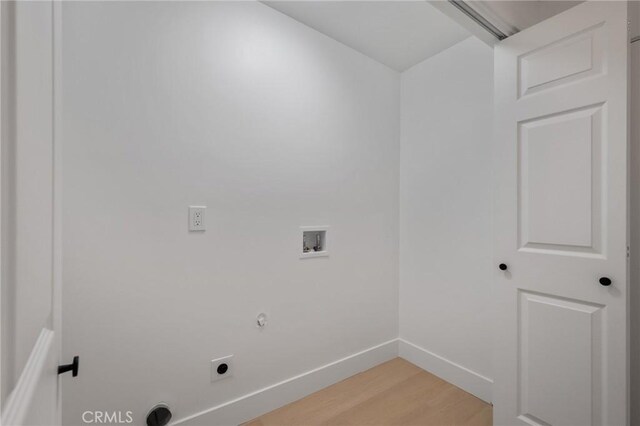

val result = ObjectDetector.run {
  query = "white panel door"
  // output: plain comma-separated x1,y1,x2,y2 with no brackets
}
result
493,2,629,425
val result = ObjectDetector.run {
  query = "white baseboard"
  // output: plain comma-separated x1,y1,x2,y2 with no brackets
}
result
172,338,492,425
1,328,57,426
172,339,399,426
398,338,492,403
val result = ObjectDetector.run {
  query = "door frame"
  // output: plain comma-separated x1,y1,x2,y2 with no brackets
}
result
0,0,63,424
52,1,64,424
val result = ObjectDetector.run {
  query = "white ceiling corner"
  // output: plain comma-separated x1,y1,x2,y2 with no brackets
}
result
263,1,471,72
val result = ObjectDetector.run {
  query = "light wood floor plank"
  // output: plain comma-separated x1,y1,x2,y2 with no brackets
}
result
244,358,492,426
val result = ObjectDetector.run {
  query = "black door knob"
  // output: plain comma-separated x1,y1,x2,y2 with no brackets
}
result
499,263,508,271
599,277,612,286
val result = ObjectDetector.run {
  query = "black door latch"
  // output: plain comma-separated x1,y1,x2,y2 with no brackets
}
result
58,356,79,377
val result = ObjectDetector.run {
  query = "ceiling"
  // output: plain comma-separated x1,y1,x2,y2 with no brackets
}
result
263,1,471,72
263,1,583,72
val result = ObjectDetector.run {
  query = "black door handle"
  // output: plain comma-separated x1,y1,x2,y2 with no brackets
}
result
58,356,79,377
599,277,612,287
498,263,508,271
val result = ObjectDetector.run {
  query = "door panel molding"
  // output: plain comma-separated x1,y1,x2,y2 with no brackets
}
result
518,22,605,99
517,103,605,258
518,290,604,426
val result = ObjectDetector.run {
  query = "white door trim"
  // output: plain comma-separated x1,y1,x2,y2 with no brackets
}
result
1,0,62,423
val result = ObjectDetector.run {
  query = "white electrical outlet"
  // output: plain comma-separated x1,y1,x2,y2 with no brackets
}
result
210,355,233,383
189,206,206,231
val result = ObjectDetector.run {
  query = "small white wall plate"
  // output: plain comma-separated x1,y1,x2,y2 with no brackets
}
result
210,355,233,383
188,206,206,231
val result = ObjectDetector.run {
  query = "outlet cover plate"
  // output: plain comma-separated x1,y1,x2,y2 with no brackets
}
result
189,206,206,231
210,355,233,383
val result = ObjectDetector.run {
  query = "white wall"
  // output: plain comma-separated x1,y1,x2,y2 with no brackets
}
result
399,37,494,388
61,2,399,425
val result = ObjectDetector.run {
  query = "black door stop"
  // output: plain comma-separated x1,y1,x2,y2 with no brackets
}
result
58,356,79,377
